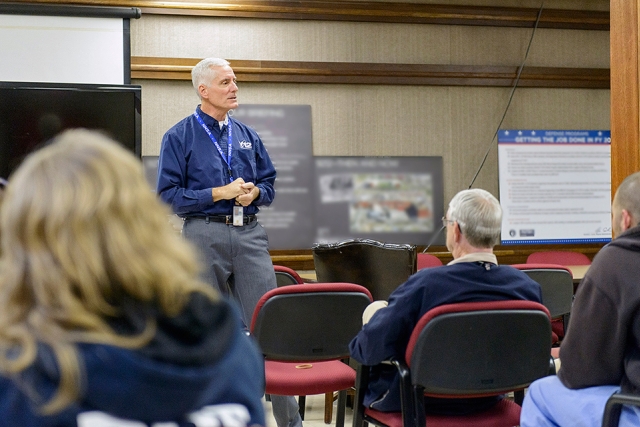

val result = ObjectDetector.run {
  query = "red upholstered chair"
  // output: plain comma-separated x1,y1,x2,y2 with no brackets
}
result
272,266,357,421
273,265,304,286
511,263,574,342
416,253,443,270
352,300,552,427
250,283,373,427
273,265,352,422
271,266,320,419
526,251,591,266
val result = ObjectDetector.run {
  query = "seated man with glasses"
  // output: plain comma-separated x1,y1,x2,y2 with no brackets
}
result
349,188,542,415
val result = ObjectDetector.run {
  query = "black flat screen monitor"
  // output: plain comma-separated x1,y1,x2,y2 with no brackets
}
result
0,81,141,180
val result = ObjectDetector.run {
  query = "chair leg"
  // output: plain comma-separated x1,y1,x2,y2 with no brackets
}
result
353,364,369,427
324,392,333,424
514,389,525,406
347,387,355,408
298,395,306,420
336,389,347,427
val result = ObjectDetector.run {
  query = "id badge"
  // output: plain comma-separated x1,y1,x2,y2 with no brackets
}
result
233,205,244,226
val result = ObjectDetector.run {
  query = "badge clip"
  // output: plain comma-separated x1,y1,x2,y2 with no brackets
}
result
233,205,244,226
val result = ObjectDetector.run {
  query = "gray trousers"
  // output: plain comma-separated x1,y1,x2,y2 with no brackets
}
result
182,218,276,327
182,218,301,427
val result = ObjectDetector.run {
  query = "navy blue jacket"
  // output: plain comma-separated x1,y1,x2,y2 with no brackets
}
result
157,106,276,216
349,261,542,413
0,295,266,427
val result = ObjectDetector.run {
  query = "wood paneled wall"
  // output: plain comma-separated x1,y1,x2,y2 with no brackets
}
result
4,0,613,263
126,1,610,262
130,11,610,204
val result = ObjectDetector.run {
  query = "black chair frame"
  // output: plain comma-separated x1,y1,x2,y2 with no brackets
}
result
602,393,640,427
353,303,552,427
275,270,301,287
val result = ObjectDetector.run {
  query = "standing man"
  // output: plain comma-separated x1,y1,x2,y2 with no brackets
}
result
350,188,542,415
157,58,302,427
521,172,640,427
157,57,275,328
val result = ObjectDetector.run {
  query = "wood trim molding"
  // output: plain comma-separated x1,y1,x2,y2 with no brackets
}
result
131,57,610,89
4,0,609,30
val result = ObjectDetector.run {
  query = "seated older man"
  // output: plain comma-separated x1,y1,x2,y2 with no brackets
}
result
349,188,542,415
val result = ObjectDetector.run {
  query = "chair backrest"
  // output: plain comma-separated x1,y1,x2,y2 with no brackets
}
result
312,239,417,301
273,265,304,286
250,283,373,361
405,300,551,397
527,251,591,266
511,263,574,318
416,253,443,270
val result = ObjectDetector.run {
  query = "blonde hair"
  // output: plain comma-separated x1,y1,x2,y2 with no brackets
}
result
0,129,217,413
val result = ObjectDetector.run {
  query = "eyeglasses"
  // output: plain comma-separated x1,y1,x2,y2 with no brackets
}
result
441,216,455,228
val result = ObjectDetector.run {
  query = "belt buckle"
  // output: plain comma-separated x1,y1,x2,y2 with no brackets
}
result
225,215,233,225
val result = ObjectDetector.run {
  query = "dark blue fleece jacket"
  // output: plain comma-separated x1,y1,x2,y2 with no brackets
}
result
0,294,265,427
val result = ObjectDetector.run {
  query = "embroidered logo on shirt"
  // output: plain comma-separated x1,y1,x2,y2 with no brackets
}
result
239,141,252,149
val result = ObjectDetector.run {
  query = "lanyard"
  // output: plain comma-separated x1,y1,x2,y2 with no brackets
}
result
194,110,234,183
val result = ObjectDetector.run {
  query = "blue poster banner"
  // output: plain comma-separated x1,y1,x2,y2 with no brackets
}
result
498,129,610,144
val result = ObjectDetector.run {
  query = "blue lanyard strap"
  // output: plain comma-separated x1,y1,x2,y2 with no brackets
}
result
194,110,234,183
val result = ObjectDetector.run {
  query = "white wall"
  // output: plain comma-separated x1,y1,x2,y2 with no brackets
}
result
0,15,125,84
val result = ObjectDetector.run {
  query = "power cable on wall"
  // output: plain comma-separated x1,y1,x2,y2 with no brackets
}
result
422,2,545,254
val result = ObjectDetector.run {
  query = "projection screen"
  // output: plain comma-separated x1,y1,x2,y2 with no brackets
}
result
0,4,140,84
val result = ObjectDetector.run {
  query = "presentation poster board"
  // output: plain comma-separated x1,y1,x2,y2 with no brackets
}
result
498,129,611,245
238,106,444,248
314,156,444,246
234,105,316,250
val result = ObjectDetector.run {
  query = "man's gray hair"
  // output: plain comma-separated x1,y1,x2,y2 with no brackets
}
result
614,171,640,227
447,188,502,248
191,57,230,98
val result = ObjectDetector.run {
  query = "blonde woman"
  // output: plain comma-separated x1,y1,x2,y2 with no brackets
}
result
0,129,265,426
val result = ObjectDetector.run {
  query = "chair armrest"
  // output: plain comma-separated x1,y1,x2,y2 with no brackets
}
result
353,359,417,427
602,393,640,427
389,359,418,427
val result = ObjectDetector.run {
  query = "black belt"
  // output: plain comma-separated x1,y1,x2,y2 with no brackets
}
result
185,215,257,225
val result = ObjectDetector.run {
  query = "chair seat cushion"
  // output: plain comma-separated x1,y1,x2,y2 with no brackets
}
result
265,360,356,395
364,397,521,427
